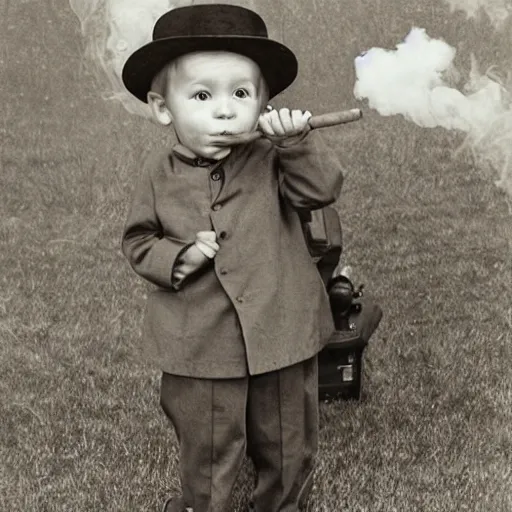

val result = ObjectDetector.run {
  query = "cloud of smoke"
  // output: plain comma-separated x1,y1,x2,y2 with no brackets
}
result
354,27,512,205
69,0,195,118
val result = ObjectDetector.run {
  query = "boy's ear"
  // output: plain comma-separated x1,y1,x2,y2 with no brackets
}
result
147,91,172,126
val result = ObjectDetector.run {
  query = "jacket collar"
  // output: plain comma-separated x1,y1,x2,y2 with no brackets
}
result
172,144,223,168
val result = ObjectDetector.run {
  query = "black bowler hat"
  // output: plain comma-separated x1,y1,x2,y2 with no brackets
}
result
121,4,298,103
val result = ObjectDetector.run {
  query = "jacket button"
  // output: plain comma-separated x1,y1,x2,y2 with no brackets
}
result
236,296,244,303
212,203,222,211
220,268,228,275
211,171,221,181
219,231,227,240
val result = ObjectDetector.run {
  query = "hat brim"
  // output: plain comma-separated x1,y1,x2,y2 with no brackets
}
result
122,36,298,103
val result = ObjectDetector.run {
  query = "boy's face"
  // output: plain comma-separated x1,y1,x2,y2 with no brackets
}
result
151,51,266,160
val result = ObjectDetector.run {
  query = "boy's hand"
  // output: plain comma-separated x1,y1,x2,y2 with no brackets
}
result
173,231,219,283
258,108,312,141
195,230,219,259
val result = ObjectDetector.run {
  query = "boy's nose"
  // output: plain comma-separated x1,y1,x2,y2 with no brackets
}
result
213,99,236,119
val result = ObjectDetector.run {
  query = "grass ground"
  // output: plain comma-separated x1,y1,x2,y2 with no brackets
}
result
1,1,512,511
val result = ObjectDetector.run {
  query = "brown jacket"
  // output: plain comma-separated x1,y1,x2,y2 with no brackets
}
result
121,130,344,378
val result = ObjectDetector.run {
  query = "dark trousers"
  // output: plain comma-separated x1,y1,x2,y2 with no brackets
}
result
160,356,319,512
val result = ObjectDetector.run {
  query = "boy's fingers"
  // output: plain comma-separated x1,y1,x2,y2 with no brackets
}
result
195,240,218,259
279,108,294,133
203,240,220,252
258,114,275,136
291,109,304,130
267,109,285,136
196,230,216,242
303,110,313,123
260,108,312,138
196,238,220,252
296,110,312,131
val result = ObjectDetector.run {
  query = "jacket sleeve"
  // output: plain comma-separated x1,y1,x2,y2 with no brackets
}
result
170,243,195,290
121,153,189,289
275,129,344,210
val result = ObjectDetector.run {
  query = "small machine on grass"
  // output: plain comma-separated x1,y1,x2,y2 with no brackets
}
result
301,207,383,400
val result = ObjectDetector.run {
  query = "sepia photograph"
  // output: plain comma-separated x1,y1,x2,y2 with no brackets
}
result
1,0,511,510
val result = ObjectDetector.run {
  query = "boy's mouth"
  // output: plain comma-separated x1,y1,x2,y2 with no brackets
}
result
210,131,261,146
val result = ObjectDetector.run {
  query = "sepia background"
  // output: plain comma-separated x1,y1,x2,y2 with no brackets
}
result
1,0,511,510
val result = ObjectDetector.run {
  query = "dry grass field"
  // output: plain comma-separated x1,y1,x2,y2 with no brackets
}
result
1,0,511,511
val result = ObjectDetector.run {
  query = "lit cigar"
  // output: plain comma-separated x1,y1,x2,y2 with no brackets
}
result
309,108,362,129
212,108,363,146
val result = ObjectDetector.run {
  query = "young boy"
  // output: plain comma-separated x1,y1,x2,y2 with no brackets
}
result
121,4,344,511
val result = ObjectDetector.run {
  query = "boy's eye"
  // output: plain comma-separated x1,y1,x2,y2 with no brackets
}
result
194,91,210,101
234,89,249,99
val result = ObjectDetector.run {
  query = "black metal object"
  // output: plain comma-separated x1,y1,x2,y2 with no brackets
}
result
319,277,382,400
301,206,383,400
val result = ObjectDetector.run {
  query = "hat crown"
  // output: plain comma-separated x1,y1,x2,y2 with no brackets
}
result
153,4,269,41
122,4,298,103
